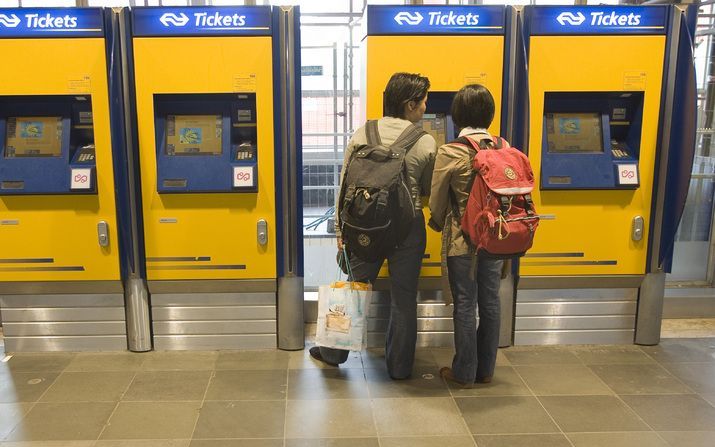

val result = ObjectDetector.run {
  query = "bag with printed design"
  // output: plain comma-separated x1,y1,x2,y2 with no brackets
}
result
315,280,372,351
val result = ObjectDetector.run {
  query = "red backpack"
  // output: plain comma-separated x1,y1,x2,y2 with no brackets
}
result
457,135,539,259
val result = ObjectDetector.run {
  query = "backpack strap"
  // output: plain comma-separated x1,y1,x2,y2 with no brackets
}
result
365,120,382,146
390,123,427,155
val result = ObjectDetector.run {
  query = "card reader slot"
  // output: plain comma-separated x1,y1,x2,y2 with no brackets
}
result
1,181,24,190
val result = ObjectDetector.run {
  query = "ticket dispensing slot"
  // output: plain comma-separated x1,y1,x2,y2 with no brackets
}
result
541,91,644,190
0,96,96,194
154,93,258,193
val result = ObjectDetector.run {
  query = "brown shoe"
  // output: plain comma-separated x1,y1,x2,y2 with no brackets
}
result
439,367,472,389
475,375,493,384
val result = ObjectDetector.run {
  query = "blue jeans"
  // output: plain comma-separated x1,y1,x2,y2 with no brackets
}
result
319,211,427,379
447,255,503,383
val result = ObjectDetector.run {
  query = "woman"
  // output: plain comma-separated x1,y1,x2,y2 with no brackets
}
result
310,72,436,380
428,84,504,386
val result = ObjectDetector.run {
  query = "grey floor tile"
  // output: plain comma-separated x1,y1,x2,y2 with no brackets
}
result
701,393,715,406
0,372,59,403
640,339,715,364
287,368,368,400
215,350,290,370
539,396,650,432
658,431,715,447
204,370,286,401
1,354,75,373
445,366,531,397
361,348,436,370
193,401,285,439
431,349,510,369
65,353,146,372
589,364,693,395
0,442,95,446
100,402,200,440
567,432,669,447
515,364,613,395
139,352,218,371
455,396,558,434
288,345,362,370
286,439,379,447
661,362,715,394
122,371,211,402
380,436,476,447
502,347,582,365
0,403,33,439
40,372,134,402
621,394,715,431
372,398,468,437
570,346,655,365
286,399,375,438
474,434,571,447
5,402,115,441
364,367,449,398
190,440,283,447
96,441,191,447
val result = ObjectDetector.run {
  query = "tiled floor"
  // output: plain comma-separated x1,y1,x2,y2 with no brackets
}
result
0,338,714,447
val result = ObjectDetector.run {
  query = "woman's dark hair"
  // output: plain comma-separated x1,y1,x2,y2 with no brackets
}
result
383,72,431,119
451,84,495,130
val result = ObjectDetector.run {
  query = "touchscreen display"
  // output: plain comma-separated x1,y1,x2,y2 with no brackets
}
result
546,112,603,153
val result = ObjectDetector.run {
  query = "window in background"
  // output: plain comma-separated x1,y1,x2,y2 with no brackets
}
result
87,0,132,6
16,0,75,6
668,4,715,284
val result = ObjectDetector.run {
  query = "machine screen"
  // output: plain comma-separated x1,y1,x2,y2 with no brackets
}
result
5,116,63,158
546,112,603,153
166,114,222,156
421,113,447,147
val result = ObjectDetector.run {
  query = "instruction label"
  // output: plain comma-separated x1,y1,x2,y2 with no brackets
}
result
233,74,257,92
624,71,646,90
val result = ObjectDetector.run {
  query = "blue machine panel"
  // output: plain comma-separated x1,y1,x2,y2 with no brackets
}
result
529,6,667,35
541,92,644,190
154,93,258,193
0,96,97,195
0,8,103,38
367,5,505,35
132,7,272,37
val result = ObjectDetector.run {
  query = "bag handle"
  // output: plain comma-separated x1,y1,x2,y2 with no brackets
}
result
365,120,382,146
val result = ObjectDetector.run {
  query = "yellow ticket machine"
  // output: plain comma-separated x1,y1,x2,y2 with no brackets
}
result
0,8,129,351
362,5,521,347
516,5,696,344
125,6,303,350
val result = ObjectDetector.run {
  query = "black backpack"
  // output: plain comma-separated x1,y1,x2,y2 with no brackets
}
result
339,120,426,262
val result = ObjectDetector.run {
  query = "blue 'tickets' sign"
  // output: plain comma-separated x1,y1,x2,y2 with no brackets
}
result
0,8,103,38
367,5,505,36
132,7,272,37
529,6,668,35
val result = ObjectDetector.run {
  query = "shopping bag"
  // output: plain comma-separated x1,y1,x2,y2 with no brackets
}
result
315,280,372,351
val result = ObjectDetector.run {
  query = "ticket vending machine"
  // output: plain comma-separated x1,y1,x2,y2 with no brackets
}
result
0,8,131,351
362,5,522,347
516,5,696,344
124,6,303,350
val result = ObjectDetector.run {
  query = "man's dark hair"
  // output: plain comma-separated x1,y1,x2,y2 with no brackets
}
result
451,84,495,130
383,72,431,119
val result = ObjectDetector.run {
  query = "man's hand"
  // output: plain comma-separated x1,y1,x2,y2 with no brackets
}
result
337,237,344,251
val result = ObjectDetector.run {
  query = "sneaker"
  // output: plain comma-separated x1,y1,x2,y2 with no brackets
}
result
308,346,339,367
439,367,472,389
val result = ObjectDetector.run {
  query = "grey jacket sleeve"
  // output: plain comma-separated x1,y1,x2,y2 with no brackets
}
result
428,144,456,232
416,134,437,196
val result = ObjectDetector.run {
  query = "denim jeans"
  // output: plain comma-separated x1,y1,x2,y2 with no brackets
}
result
319,211,427,379
447,255,503,383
